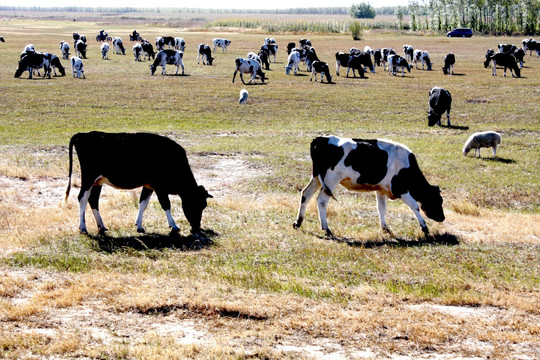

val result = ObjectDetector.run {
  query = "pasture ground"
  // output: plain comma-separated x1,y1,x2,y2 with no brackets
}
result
0,15,539,359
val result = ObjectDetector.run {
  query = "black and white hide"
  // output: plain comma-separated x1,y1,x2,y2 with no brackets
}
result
286,42,296,55
484,49,496,68
75,39,87,59
285,50,301,75
232,57,266,85
112,37,125,55
196,44,214,65
174,37,186,51
345,52,375,78
239,89,248,104
442,53,455,75
487,52,521,77
403,45,414,61
15,51,52,79
100,42,109,60
310,60,332,83
293,136,445,236
513,48,525,69
142,40,155,60
65,131,212,234
72,33,86,46
155,36,175,51
258,47,270,70
70,56,85,79
305,47,319,72
387,55,411,76
299,38,311,49
247,51,263,68
60,41,70,60
150,50,184,75
212,38,231,53
428,87,452,127
133,42,142,61
48,53,65,76
522,38,539,56
414,50,431,70
498,44,517,54
261,43,277,63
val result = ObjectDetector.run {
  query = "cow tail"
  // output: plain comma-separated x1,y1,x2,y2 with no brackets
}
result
65,134,75,203
318,174,335,199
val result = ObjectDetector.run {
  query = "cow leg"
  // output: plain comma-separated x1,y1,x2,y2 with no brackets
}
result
155,191,179,232
446,111,451,127
400,192,429,234
492,145,497,157
240,73,247,85
316,175,340,237
77,189,91,234
293,176,321,229
135,187,153,233
376,192,393,235
88,185,107,233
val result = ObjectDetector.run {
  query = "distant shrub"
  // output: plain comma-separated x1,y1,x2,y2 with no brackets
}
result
349,21,363,40
350,3,376,19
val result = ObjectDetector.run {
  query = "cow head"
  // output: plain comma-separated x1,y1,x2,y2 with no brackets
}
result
484,49,495,68
427,111,441,126
182,185,213,233
419,185,445,222
149,64,157,75
257,67,266,82
207,56,214,66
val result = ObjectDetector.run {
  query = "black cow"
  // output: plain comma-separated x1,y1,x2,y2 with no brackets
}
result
484,49,495,68
487,52,521,77
75,39,87,59
299,38,311,49
345,52,374,78
15,52,52,79
374,48,395,69
286,42,296,55
513,48,525,69
305,47,319,72
428,87,452,127
335,52,350,76
293,136,445,236
498,44,517,54
48,53,66,76
141,40,155,60
65,131,212,234
310,60,332,83
0,36,5,42
442,53,455,75
261,43,277,63
258,47,270,70
197,44,214,65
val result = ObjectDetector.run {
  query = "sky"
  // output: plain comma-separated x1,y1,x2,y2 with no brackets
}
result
2,0,409,10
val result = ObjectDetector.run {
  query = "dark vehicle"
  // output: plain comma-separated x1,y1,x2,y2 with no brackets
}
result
129,30,142,42
447,28,473,37
96,31,112,42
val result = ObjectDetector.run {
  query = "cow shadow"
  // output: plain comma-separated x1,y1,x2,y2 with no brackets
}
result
317,231,459,248
448,73,466,76
90,228,217,253
441,124,470,130
165,73,190,77
482,157,515,164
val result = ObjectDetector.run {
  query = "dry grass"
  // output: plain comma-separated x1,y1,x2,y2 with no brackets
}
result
0,14,539,360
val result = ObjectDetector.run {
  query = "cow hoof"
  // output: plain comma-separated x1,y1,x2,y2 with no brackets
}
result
79,229,88,235
137,227,146,234
170,227,180,233
324,229,333,238
98,227,108,235
421,226,429,235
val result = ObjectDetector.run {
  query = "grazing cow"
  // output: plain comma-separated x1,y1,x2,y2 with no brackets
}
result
174,37,185,51
305,47,319,72
197,44,214,65
261,43,278,63
212,38,231,53
299,38,311,49
141,40,155,60
335,52,350,76
310,60,332,83
498,44,517,54
442,53,455,75
65,131,212,234
100,42,110,60
133,42,142,61
232,57,266,84
287,42,296,55
346,52,375,78
463,131,501,158
112,37,125,55
15,52,52,79
258,47,270,70
293,136,445,236
285,50,301,75
428,87,452,127
414,50,432,70
70,56,85,79
155,36,175,51
150,49,184,75
0,36,4,42
483,49,496,68
388,55,411,76
48,53,66,76
513,48,525,69
487,52,521,77
60,41,70,60
403,45,414,61
239,88,248,104
75,39,87,59
374,48,395,70
247,51,263,68
522,38,539,56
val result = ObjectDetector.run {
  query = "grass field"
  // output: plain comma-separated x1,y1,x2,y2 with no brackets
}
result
0,15,539,359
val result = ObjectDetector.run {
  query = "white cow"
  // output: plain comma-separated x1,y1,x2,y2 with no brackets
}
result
212,38,231,53
133,42,142,61
285,50,301,75
247,51,262,68
150,49,184,75
100,42,109,60
232,57,266,84
70,56,85,79
60,41,70,60
174,37,185,51
112,37,125,55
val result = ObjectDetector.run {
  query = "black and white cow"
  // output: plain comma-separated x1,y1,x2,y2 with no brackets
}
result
112,37,125,55
133,42,142,61
75,39,87,59
70,56,85,79
403,44,414,62
232,57,266,84
197,44,214,65
498,43,517,54
442,53,455,75
15,51,52,79
374,48,395,70
310,60,332,83
293,136,445,236
72,33,86,45
212,38,231,53
387,55,411,76
60,41,70,60
48,53,66,76
486,52,521,77
260,43,278,63
513,48,525,69
335,52,350,76
247,51,263,68
155,36,175,51
287,42,296,55
299,38,311,49
414,50,432,70
305,47,319,72
522,38,539,56
65,131,212,234
285,50,301,75
142,40,155,60
150,50,184,75
484,49,496,68
264,37,276,45
428,87,452,126
258,47,271,70
100,42,110,60
174,37,186,51
345,52,375,78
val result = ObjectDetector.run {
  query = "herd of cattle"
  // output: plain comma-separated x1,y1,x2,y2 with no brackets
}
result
2,31,535,236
